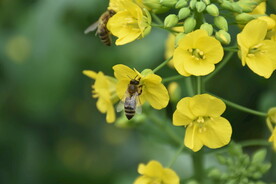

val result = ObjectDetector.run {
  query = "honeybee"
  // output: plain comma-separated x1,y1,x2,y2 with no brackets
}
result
117,77,143,120
84,9,116,46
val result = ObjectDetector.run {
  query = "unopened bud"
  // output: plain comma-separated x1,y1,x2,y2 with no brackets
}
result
258,16,276,30
214,16,228,31
220,1,242,13
235,13,258,24
184,17,196,33
252,149,266,164
178,7,191,20
203,0,210,5
164,14,179,27
168,82,181,103
206,4,219,16
160,0,178,7
215,30,231,45
268,107,276,124
189,0,197,9
200,23,213,35
196,1,206,13
175,0,188,9
143,0,170,14
237,0,263,13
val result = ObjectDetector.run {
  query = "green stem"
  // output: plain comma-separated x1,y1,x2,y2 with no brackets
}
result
224,48,238,52
185,77,194,97
153,57,172,73
148,114,182,146
151,13,163,25
210,93,267,117
167,144,185,168
162,75,183,83
192,150,204,182
197,76,202,95
204,51,234,82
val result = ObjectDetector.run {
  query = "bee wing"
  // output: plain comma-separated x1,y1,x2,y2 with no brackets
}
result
84,21,99,34
116,100,124,112
134,93,142,114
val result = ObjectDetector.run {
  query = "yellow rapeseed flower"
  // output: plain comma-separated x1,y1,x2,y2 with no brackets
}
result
83,70,119,123
107,0,151,45
133,160,180,184
237,19,276,78
173,94,232,152
267,14,276,41
113,64,169,109
173,30,224,76
269,127,276,151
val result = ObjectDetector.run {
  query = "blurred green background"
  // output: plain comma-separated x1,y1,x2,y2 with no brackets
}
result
0,0,276,183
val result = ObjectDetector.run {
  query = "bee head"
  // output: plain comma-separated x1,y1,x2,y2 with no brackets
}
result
130,79,139,85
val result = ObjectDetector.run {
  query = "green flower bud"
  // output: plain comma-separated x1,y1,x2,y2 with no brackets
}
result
206,4,219,16
175,0,188,9
160,0,178,7
164,14,179,27
189,0,197,9
214,16,228,31
268,107,276,124
184,17,196,33
168,82,181,103
252,149,266,164
178,7,191,20
202,0,210,5
235,13,258,24
208,168,221,178
215,30,231,45
196,1,206,13
200,23,213,35
237,0,263,13
220,0,242,13
143,0,170,14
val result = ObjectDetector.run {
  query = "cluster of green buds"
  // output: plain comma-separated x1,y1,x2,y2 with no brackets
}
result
208,143,271,184
147,0,265,45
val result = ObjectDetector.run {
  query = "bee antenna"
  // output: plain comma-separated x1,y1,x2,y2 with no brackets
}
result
127,75,132,79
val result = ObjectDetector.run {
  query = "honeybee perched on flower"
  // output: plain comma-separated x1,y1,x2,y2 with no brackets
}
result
84,9,116,46
117,77,142,120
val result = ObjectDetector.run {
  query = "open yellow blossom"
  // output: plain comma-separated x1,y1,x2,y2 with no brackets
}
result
269,127,276,151
237,19,276,78
134,160,180,184
173,30,224,76
108,0,126,12
113,64,169,109
83,70,119,123
107,0,151,45
173,94,232,152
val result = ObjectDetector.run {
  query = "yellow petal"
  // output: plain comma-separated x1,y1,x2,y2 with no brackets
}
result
133,176,152,184
162,168,180,184
184,58,215,76
246,52,274,79
113,64,137,80
106,103,116,123
140,160,163,178
199,117,232,149
198,36,223,64
173,48,191,76
176,97,196,119
83,70,97,79
115,30,141,45
96,98,107,113
238,19,267,48
173,110,193,126
142,74,169,109
116,80,129,99
189,94,226,117
184,124,204,152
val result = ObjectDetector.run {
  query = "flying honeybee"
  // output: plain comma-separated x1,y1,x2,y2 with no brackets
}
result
84,9,116,46
117,77,143,120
